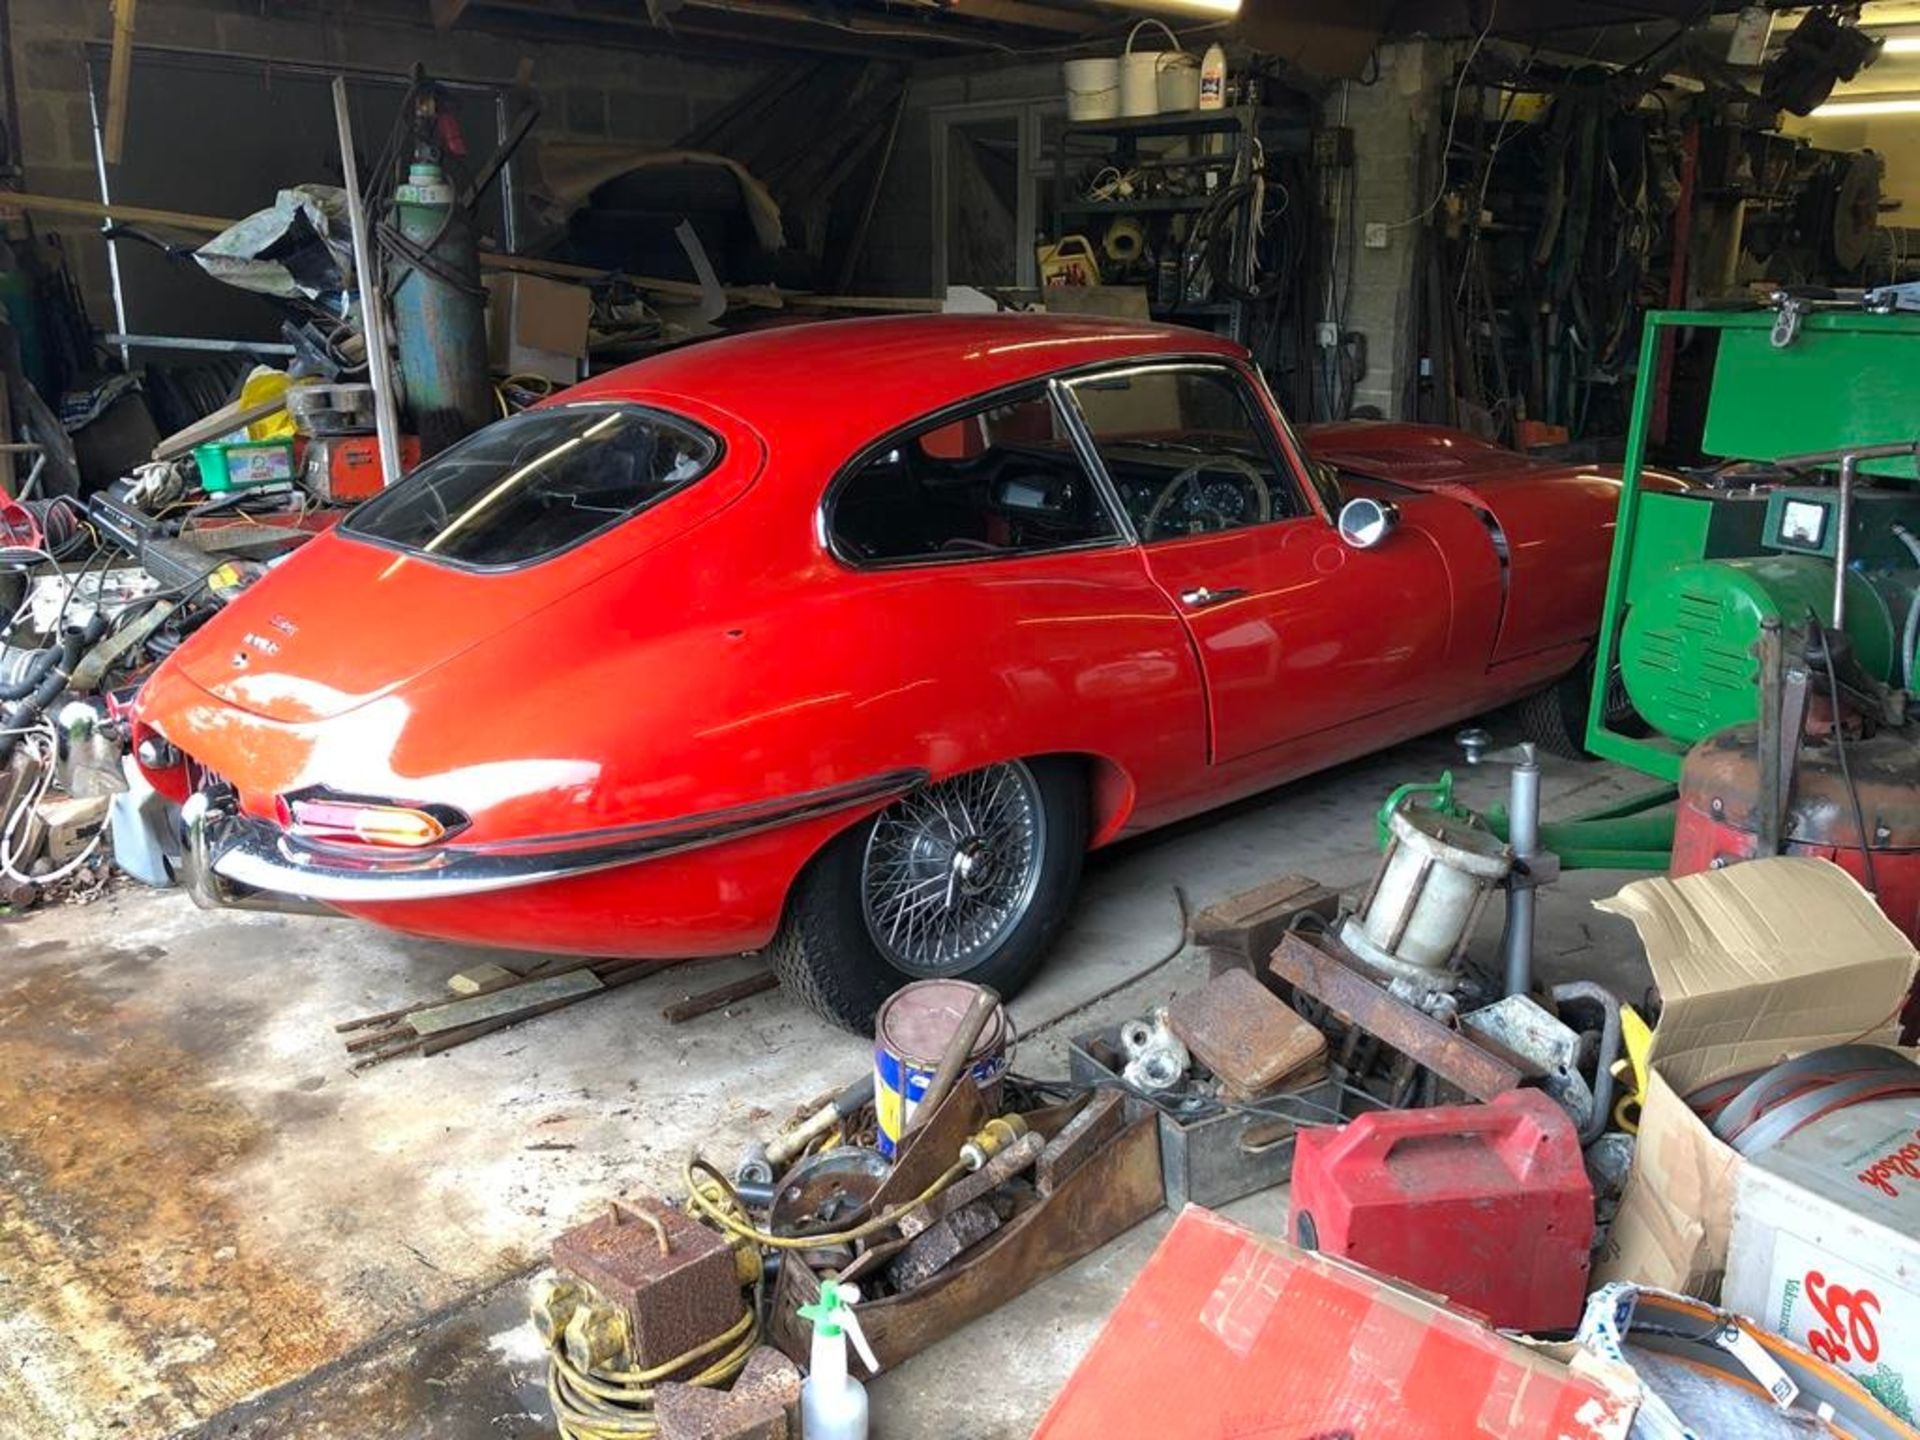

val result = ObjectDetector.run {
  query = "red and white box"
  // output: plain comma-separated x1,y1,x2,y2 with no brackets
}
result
1724,1092,1920,1426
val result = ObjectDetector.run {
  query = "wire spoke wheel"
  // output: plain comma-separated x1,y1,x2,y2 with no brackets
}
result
859,761,1047,978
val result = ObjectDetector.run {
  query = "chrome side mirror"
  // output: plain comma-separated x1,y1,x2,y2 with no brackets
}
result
1337,496,1399,549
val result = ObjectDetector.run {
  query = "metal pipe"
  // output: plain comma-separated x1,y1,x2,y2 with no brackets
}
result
1757,616,1783,856
1548,980,1621,1147
332,76,406,488
1502,744,1540,999
1891,524,1920,690
1832,453,1857,631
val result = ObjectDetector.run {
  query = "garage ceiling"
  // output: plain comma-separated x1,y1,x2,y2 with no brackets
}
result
419,0,1775,60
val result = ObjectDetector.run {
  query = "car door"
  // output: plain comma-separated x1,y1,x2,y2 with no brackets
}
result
1062,361,1456,766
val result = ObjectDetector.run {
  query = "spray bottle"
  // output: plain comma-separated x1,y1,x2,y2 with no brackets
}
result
798,1280,879,1440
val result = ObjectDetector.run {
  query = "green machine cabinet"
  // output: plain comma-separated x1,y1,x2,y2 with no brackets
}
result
1586,308,1920,782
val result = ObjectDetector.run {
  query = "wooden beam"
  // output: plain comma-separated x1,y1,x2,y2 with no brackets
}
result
103,0,137,165
0,190,936,317
0,190,232,232
942,0,1099,34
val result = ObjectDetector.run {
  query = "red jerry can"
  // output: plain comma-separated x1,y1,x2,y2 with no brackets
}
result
1290,1089,1594,1332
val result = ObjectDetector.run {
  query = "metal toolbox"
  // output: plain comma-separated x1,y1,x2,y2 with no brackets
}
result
1069,1022,1345,1210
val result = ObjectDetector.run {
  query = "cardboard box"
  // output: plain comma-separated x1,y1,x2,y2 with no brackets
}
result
1724,1093,1920,1424
1033,1207,1637,1440
1592,857,1917,1298
485,272,591,384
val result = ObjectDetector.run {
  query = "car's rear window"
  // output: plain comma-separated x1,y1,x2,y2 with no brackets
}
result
343,404,719,568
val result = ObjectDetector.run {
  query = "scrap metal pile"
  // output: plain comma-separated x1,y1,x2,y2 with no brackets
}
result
530,829,1920,1439
0,427,332,909
535,978,1163,1440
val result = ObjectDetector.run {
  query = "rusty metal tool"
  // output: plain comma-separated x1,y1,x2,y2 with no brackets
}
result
1269,932,1525,1102
904,984,1000,1137
662,970,779,1024
736,1074,880,1188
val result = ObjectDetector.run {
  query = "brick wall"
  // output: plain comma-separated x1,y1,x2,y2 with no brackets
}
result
1333,39,1445,420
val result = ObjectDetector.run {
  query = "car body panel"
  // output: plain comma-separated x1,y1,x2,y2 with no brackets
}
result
133,315,1655,962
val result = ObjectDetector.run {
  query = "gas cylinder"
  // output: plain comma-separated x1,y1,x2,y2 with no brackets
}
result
1673,722,1920,947
391,158,493,458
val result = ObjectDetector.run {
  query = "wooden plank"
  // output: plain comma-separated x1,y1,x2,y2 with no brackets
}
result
0,190,232,233
475,248,788,310
834,90,906,295
447,962,521,996
786,294,944,312
104,0,138,165
151,391,288,461
0,191,932,316
406,970,602,1036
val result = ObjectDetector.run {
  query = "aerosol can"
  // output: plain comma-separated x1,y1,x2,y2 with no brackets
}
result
798,1280,879,1440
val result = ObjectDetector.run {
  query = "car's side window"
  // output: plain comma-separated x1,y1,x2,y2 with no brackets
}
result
1065,366,1302,543
829,387,1119,565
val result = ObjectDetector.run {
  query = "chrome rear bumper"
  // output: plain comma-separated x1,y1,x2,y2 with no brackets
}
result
180,768,926,912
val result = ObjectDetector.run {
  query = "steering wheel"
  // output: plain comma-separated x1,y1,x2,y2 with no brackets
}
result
1141,456,1272,540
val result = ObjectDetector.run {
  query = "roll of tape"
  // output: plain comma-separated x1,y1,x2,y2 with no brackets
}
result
1104,217,1146,263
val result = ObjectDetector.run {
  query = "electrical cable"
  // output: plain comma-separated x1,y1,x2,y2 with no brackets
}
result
1384,0,1499,231
545,1304,760,1440
683,1154,969,1252
0,724,106,885
1019,885,1190,1039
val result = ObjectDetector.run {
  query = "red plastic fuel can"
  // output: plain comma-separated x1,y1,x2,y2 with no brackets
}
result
1290,1089,1593,1331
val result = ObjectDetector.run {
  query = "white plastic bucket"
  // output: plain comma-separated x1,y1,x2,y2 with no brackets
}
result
1120,51,1160,117
1121,19,1184,118
1157,51,1201,113
1064,57,1120,121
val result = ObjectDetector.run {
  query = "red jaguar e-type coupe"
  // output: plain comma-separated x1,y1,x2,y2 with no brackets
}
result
133,315,1635,1031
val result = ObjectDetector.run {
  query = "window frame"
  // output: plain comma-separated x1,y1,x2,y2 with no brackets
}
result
1056,360,1313,545
339,400,726,575
819,378,1129,572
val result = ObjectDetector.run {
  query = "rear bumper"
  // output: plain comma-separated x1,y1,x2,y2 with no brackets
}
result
180,768,924,912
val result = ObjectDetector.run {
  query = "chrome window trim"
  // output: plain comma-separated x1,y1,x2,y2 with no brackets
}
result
817,353,1236,572
339,400,726,575
1059,359,1314,543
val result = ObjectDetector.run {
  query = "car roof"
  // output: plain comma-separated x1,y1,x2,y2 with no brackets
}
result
562,313,1247,443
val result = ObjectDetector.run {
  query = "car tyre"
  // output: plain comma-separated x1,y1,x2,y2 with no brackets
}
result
1518,657,1638,760
768,758,1087,1034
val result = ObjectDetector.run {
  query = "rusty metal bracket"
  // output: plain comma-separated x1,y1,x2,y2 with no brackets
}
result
1268,933,1525,1102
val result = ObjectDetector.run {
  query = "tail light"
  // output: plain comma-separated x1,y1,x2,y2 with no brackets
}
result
276,791,469,849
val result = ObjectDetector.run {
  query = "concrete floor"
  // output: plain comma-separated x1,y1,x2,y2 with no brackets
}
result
0,724,1660,1440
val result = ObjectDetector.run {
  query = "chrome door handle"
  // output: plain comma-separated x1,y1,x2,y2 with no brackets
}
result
1180,586,1248,609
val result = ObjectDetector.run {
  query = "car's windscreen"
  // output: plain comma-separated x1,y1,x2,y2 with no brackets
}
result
343,405,719,568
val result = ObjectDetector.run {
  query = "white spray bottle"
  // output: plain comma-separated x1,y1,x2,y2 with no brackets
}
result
798,1280,880,1440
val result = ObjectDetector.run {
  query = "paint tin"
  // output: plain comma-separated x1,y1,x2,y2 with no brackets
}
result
873,979,1010,1157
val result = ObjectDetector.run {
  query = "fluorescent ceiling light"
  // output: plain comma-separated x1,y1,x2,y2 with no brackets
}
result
1810,94,1920,115
1103,0,1240,15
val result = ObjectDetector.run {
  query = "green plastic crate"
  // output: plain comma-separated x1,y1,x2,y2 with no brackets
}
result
194,438,296,492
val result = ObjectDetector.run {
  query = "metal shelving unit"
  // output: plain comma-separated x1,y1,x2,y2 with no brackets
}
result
1048,103,1309,341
